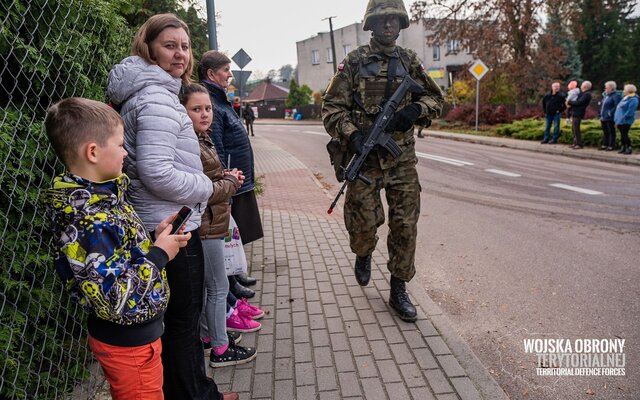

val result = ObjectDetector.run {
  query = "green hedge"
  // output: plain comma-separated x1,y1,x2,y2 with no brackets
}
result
0,0,130,398
496,118,640,148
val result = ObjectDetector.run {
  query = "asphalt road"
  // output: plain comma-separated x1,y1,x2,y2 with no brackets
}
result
253,124,640,400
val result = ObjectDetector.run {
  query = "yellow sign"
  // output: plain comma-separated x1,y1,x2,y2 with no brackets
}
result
469,60,488,80
427,68,445,79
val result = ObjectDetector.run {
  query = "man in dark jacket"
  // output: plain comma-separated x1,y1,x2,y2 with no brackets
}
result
598,81,621,151
567,80,592,149
541,82,566,144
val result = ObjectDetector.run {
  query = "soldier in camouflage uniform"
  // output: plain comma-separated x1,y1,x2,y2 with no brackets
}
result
322,0,443,321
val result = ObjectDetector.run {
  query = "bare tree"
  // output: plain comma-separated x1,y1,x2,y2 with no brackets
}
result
411,0,563,111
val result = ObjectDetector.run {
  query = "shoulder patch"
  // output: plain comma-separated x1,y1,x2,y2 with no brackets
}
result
420,63,425,71
338,63,345,71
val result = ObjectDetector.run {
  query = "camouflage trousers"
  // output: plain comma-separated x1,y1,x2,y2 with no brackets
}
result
344,160,421,282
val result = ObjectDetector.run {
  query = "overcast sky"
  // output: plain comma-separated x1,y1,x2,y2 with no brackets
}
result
200,0,415,77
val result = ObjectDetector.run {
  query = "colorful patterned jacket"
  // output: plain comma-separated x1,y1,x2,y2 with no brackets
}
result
45,173,169,345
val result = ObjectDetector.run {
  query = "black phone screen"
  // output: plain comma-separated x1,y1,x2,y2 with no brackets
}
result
170,206,193,234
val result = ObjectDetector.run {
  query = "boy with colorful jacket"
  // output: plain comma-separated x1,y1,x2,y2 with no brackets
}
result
44,97,190,399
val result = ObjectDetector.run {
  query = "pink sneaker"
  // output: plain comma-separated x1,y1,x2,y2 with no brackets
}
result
227,308,261,333
236,298,265,320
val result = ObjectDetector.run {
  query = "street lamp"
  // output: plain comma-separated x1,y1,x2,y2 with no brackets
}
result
205,0,218,50
322,16,337,73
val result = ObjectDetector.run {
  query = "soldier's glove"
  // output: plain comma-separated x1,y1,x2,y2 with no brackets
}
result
388,103,421,132
349,131,364,155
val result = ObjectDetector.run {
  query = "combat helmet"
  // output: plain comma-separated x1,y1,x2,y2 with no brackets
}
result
363,0,410,31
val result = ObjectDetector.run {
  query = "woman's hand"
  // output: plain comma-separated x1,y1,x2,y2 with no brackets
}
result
225,168,245,186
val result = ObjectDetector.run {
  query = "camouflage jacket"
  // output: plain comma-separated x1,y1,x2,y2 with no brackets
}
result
322,38,443,169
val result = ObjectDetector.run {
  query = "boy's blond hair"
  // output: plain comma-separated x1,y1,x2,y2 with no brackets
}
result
45,97,123,168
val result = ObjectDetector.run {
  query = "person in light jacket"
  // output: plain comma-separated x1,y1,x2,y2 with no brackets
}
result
614,84,638,155
107,13,237,400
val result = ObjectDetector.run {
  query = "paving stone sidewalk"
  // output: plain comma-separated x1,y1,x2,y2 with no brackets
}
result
208,136,507,400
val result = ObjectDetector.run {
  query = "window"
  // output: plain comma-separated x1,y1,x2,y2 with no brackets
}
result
432,45,440,61
465,46,471,55
311,50,320,65
326,48,333,63
343,45,351,56
447,39,460,54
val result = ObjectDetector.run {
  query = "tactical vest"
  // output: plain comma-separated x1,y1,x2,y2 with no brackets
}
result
350,46,413,136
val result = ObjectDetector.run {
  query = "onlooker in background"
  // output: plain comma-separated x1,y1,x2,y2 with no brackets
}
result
541,82,566,144
180,83,259,368
243,103,255,136
106,14,236,400
199,50,263,298
614,83,638,155
44,98,190,400
565,80,580,125
598,81,621,151
567,80,592,149
232,97,241,117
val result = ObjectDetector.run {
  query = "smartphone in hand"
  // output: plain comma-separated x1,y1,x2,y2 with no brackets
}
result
171,206,193,234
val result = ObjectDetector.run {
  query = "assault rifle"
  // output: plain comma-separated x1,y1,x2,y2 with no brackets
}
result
327,74,425,214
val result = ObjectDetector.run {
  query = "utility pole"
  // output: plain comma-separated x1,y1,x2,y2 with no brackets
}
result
322,16,337,73
205,0,218,50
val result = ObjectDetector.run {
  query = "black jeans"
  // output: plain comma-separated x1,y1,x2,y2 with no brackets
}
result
601,120,616,147
572,117,583,146
618,124,632,147
161,230,222,400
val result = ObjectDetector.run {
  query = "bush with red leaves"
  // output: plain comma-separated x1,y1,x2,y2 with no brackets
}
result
443,104,513,125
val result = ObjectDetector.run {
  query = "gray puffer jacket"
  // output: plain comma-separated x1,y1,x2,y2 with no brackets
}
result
107,56,212,232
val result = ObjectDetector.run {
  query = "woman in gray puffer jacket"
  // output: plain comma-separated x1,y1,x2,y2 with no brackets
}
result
106,13,235,400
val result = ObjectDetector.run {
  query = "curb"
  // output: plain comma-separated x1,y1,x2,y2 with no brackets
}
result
408,280,509,400
304,152,508,399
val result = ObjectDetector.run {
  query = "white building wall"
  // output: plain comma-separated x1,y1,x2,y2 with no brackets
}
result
296,20,473,93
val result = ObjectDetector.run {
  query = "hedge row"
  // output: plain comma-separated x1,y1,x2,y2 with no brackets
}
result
495,118,640,148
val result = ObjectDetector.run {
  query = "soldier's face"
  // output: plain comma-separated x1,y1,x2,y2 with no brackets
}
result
371,15,400,45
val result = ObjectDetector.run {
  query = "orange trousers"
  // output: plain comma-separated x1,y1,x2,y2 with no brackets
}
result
88,336,164,400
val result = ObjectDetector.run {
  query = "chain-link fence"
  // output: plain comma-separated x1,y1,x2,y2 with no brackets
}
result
0,0,130,398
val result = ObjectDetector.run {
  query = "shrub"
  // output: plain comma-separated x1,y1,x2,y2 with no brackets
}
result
513,107,544,120
444,104,513,126
1,0,130,398
496,118,640,147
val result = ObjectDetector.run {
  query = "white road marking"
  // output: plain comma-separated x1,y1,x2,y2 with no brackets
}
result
416,152,474,167
549,183,603,195
485,169,521,177
303,130,328,136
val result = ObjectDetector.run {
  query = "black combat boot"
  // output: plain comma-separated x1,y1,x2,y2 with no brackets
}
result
389,276,417,322
354,255,372,286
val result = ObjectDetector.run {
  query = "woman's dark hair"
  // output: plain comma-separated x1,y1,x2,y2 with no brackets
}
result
179,83,209,105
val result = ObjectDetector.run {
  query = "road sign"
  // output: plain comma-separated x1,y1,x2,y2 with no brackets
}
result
468,59,489,132
232,70,252,95
468,60,488,80
232,49,252,69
